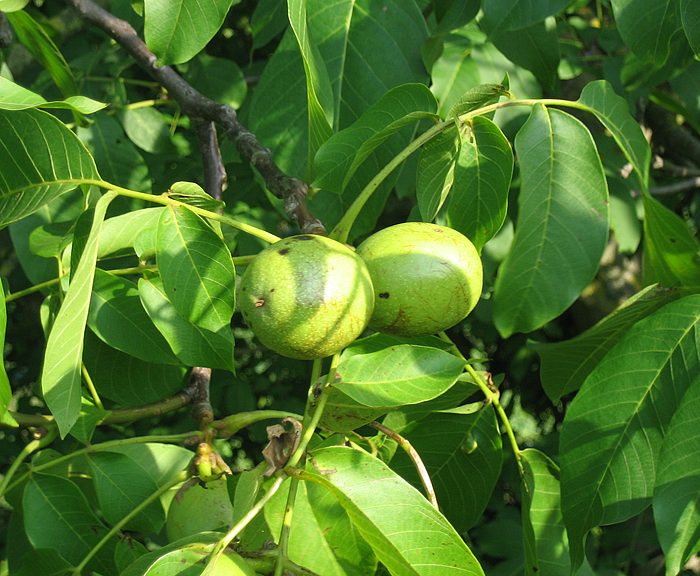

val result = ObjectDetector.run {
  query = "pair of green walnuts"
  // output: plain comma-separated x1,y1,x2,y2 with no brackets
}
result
239,222,483,360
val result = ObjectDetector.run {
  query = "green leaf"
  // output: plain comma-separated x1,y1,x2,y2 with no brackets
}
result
417,127,460,222
531,284,690,403
491,18,559,93
0,108,99,229
143,0,236,65
447,116,513,251
521,449,574,576
608,177,641,254
265,479,348,576
642,194,700,287
301,446,484,575
88,450,169,533
611,0,680,65
78,114,152,195
166,182,224,213
182,54,247,108
653,375,700,575
119,107,173,154
138,277,235,372
121,534,220,576
389,408,502,532
0,287,16,426
23,474,110,570
5,11,77,97
577,80,651,189
320,387,391,433
69,401,108,444
431,38,480,118
314,83,438,192
288,0,334,169
446,82,510,120
251,0,288,49
481,0,573,34
88,269,180,366
560,295,700,572
493,105,609,337
0,77,106,113
155,205,236,333
681,0,700,56
232,464,272,551
13,549,72,576
82,330,185,407
41,192,116,437
97,208,164,259
334,345,465,407
0,0,29,12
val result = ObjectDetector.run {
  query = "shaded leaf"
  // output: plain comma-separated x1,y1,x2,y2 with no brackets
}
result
155,205,236,333
334,345,465,407
182,54,247,108
610,0,680,64
144,0,236,65
417,127,460,222
447,116,513,251
481,0,573,34
560,295,700,572
681,0,700,56
390,408,502,532
97,207,164,259
447,82,510,120
0,288,16,425
89,270,180,366
250,0,287,49
653,375,700,575
0,108,99,229
166,181,223,213
493,105,609,337
532,284,690,403
138,277,235,371
642,194,700,287
301,446,484,575
41,192,116,437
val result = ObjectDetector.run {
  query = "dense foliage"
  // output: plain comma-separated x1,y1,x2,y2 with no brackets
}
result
1,1,699,575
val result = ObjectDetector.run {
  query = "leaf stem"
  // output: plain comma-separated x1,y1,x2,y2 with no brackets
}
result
330,97,589,242
81,363,103,410
73,471,188,574
0,427,58,498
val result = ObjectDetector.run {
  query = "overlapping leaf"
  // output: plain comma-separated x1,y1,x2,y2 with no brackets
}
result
302,446,484,575
144,0,236,65
560,295,700,572
41,192,116,437
155,205,235,333
97,208,164,259
493,105,609,337
0,76,105,113
681,0,700,56
0,288,15,425
611,0,680,65
334,345,465,407
481,0,573,34
0,109,99,229
417,127,460,222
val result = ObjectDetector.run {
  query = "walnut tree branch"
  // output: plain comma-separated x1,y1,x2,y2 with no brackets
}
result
194,120,227,201
0,12,13,48
65,0,325,234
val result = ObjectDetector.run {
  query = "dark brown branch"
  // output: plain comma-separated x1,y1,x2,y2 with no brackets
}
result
189,366,214,427
653,156,700,177
194,120,227,201
0,12,13,48
65,0,325,234
650,177,700,196
645,103,700,168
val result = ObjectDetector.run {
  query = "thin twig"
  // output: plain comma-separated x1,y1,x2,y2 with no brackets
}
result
370,421,439,510
650,177,700,196
653,156,700,177
64,0,325,234
194,120,227,201
0,12,12,48
189,366,214,428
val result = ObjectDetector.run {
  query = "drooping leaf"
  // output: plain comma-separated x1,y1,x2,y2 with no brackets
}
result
446,82,510,120
389,408,503,532
532,284,690,403
41,192,117,437
0,287,16,426
166,182,223,213
481,0,573,34
447,116,513,251
300,446,484,575
97,208,164,259
653,375,700,575
5,11,77,97
681,0,700,56
642,194,700,287
560,295,700,572
334,345,465,407
493,105,609,337
0,108,99,229
0,76,105,113
577,80,651,189
610,0,680,65
23,474,110,571
143,0,236,65
155,205,236,333
287,0,334,169
88,269,180,366
82,331,185,407
417,126,460,222
78,114,152,195
138,277,235,372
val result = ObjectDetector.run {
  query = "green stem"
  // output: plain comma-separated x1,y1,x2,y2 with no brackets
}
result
203,475,286,575
81,364,103,410
0,427,58,498
125,98,177,110
73,471,188,574
66,179,281,244
330,97,588,242
3,432,199,496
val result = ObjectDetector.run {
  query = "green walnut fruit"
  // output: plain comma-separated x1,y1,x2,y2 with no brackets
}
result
356,222,483,337
209,552,257,576
166,478,233,543
238,234,375,359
